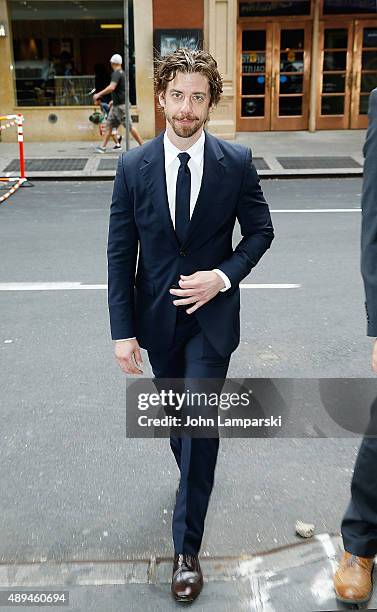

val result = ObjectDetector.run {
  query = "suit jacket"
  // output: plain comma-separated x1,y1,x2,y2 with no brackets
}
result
107,130,274,357
361,87,377,337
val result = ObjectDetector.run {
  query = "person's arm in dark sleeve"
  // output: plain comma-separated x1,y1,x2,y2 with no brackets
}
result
107,154,138,340
361,88,377,337
216,147,274,288
93,72,118,100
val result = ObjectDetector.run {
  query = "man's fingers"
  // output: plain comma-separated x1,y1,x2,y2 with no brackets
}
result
118,360,138,374
113,340,143,376
117,361,135,374
131,353,143,373
178,278,199,288
186,300,205,314
128,354,143,374
125,364,142,375
134,348,143,368
170,287,198,296
116,355,142,375
173,296,198,306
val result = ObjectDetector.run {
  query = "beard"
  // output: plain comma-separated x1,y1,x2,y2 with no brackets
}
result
164,109,209,138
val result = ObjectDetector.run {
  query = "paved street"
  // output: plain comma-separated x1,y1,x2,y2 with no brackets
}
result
0,177,375,609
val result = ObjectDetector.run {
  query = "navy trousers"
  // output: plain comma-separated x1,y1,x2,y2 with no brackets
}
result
341,437,377,557
341,401,377,557
148,308,231,554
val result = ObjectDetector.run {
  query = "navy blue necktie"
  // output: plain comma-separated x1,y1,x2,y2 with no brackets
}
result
175,152,191,245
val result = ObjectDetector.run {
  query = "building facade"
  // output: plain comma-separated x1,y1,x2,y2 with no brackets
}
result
0,0,376,141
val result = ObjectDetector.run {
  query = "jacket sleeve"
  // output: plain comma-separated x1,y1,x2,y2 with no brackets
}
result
216,147,274,288
107,154,139,340
361,88,377,337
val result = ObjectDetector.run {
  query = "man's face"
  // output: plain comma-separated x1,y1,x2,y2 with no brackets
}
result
159,71,211,138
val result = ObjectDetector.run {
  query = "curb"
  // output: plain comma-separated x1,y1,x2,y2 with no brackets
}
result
0,534,342,587
3,170,364,182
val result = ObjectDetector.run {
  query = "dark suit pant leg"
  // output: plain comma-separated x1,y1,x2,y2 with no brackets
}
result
148,314,231,555
147,320,188,469
172,330,230,555
341,437,377,557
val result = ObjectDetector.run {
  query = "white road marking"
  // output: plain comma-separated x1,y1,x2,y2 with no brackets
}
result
241,284,301,289
0,282,301,291
271,208,360,213
0,282,107,290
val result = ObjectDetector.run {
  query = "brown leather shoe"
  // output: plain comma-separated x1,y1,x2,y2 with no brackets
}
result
171,553,203,602
333,551,374,604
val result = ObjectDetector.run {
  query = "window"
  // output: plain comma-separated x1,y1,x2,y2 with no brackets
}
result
239,0,311,17
323,0,377,14
9,0,135,107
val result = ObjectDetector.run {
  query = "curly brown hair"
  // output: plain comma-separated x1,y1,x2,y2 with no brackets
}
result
154,48,223,108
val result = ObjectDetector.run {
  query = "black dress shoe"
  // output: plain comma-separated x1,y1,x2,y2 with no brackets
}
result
171,553,203,602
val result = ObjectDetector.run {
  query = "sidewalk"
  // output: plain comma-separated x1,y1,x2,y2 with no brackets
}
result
0,535,375,611
0,130,366,180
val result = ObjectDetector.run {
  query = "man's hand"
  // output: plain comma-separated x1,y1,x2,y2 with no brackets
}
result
372,340,377,373
93,93,100,103
169,271,225,314
114,339,143,375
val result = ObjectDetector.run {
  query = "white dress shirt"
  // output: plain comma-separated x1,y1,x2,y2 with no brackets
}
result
164,129,205,224
116,130,231,342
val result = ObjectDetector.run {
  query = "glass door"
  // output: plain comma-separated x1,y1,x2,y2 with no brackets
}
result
237,24,273,131
271,22,312,130
318,20,377,129
317,23,354,129
351,21,377,128
237,21,311,131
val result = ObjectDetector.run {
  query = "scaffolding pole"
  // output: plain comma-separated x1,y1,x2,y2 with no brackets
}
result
124,0,130,151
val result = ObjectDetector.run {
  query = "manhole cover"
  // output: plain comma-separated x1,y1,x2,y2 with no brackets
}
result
3,158,88,172
277,156,362,169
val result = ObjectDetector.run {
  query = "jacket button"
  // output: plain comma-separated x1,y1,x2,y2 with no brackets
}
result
179,251,186,257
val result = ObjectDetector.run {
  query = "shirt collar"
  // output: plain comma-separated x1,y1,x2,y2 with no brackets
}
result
164,130,205,168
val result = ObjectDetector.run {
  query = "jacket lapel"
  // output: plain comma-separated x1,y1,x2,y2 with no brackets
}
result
139,129,226,251
140,131,180,249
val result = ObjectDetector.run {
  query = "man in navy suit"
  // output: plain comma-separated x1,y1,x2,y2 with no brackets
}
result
107,48,274,602
333,88,377,604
